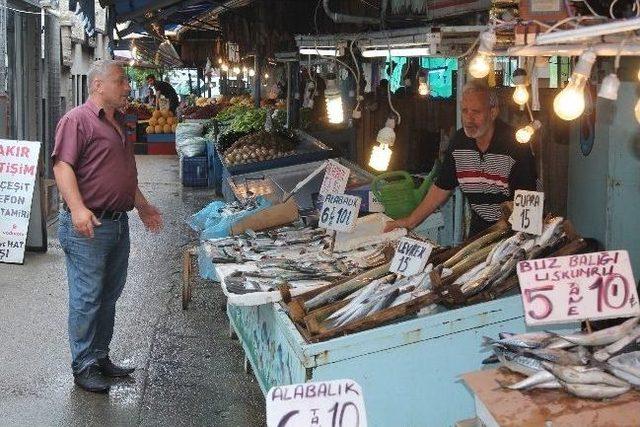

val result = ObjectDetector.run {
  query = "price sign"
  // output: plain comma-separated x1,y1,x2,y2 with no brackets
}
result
319,193,361,233
512,190,544,236
267,379,367,427
0,140,41,264
390,237,433,276
368,191,385,213
517,250,639,326
319,160,350,197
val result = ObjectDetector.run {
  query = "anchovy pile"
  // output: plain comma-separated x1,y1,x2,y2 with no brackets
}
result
445,217,566,297
484,316,640,400
204,225,391,294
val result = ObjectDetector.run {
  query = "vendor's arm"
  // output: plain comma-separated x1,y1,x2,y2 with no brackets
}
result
135,187,163,232
383,185,451,232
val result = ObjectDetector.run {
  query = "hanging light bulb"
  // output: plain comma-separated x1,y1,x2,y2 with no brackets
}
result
233,66,240,74
468,31,496,79
418,76,430,96
249,69,255,77
512,68,529,106
218,58,223,64
221,63,229,72
637,68,640,81
635,98,640,124
553,50,596,121
324,76,343,124
264,73,269,79
368,118,397,171
369,143,393,171
515,120,542,144
597,73,620,100
242,66,248,73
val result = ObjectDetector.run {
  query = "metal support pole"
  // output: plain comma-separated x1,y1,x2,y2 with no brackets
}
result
453,63,465,244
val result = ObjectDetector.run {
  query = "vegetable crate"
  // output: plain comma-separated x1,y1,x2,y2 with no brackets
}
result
147,142,176,155
181,156,209,187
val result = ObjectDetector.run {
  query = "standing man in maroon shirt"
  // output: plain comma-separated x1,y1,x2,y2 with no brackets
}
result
53,60,163,393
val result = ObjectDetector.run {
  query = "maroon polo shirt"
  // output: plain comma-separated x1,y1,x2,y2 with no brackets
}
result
53,100,138,211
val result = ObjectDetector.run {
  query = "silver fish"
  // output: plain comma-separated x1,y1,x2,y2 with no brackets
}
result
305,264,391,311
543,362,629,387
366,288,400,317
483,336,546,350
535,217,564,247
494,345,544,376
326,273,395,321
522,346,590,366
453,261,488,286
560,381,630,400
609,351,640,378
606,366,640,388
504,370,556,390
547,317,640,348
593,326,640,362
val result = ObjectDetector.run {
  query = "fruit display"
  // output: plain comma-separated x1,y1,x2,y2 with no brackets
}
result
221,129,299,166
183,104,222,120
195,97,214,107
124,102,152,120
145,109,177,134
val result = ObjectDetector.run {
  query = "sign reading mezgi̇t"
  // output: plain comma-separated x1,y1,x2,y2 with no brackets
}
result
0,140,41,264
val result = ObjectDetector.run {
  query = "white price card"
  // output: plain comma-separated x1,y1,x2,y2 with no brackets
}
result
319,193,361,233
368,191,385,213
512,190,544,235
389,237,433,276
319,160,350,197
517,250,640,326
267,379,367,427
0,140,41,264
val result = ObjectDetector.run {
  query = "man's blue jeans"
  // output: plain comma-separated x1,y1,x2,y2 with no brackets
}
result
58,210,130,374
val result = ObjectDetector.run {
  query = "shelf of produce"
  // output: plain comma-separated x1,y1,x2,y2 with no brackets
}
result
221,274,572,427
217,130,335,178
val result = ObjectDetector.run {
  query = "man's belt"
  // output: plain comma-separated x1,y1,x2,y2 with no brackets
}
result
62,204,126,221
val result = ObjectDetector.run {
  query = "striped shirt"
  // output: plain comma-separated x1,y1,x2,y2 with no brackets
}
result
436,119,537,234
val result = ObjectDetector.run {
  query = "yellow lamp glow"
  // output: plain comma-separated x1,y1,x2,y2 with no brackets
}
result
553,51,596,121
635,98,640,124
369,143,393,171
221,63,229,72
513,85,529,106
325,78,343,124
249,69,255,77
468,54,491,78
418,76,429,96
264,73,269,79
515,120,541,144
218,58,223,64
233,66,240,74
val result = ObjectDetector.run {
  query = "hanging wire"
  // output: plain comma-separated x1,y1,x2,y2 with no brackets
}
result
614,33,631,70
349,39,362,114
610,0,620,18
386,40,401,124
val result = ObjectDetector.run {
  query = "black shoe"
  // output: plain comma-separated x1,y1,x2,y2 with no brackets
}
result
97,357,135,378
74,365,110,393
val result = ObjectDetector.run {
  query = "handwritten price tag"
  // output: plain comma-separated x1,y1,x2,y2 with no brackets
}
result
390,237,433,276
512,190,544,236
368,191,385,213
267,379,367,427
319,193,361,233
319,160,351,197
517,250,639,326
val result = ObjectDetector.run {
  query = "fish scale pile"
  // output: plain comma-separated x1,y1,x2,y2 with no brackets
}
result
202,225,390,294
484,316,640,400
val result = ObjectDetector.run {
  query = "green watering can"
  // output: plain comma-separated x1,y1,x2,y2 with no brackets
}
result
371,160,440,220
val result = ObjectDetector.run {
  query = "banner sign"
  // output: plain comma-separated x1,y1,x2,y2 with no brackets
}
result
0,140,41,264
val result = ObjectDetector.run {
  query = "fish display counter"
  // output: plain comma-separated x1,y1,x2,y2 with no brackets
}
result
200,209,590,426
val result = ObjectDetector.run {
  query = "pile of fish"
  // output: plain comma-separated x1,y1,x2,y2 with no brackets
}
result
440,217,566,298
484,316,640,400
203,225,391,294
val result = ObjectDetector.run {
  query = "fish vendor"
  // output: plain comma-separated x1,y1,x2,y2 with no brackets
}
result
53,60,163,393
385,79,537,236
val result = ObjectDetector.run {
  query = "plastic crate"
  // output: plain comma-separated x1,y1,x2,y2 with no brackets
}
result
206,140,222,192
181,156,209,187
145,133,175,143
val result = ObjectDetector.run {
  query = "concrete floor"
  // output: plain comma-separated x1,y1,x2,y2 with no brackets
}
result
0,156,265,426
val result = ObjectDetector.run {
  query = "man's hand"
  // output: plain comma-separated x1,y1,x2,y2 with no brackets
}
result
137,204,163,233
383,217,413,233
71,207,101,238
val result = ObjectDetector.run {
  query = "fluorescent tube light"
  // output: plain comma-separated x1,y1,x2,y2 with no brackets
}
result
361,47,430,58
299,48,340,56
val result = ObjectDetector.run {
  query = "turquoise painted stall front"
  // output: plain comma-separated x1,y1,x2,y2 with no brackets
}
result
227,294,536,427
